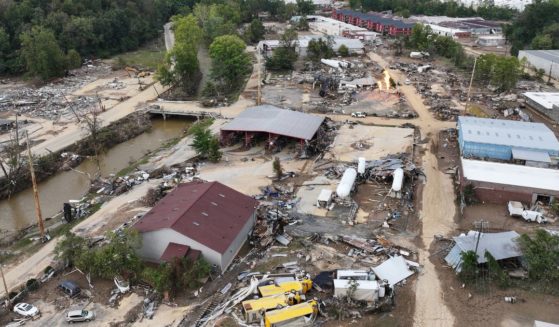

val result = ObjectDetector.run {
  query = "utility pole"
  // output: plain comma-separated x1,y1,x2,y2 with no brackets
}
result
473,219,488,259
257,53,262,105
548,62,554,84
26,131,45,240
0,265,10,308
465,56,478,114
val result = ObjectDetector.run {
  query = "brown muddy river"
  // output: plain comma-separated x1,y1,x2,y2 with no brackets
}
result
0,118,191,232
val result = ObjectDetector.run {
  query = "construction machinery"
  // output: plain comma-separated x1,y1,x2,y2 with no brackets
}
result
258,279,312,297
263,300,318,327
241,292,304,323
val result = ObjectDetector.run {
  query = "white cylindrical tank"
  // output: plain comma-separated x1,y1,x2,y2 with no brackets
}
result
336,168,357,198
357,157,366,175
391,168,404,192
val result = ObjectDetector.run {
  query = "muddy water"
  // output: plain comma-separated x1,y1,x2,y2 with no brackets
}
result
0,118,191,232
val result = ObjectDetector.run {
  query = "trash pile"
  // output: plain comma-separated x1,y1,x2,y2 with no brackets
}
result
0,62,111,121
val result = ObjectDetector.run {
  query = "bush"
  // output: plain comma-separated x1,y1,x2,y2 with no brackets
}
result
459,250,478,283
338,44,349,57
26,279,40,292
192,126,222,162
66,49,82,69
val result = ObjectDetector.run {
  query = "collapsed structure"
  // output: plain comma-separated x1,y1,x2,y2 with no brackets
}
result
445,231,522,272
134,181,258,272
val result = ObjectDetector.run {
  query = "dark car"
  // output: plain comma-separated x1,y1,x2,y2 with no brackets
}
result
59,280,81,297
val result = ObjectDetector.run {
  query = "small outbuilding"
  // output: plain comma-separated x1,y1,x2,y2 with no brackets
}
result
445,231,522,272
134,181,258,272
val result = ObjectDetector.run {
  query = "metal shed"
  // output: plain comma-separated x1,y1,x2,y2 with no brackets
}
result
457,116,559,162
444,231,522,272
220,105,324,148
518,50,559,81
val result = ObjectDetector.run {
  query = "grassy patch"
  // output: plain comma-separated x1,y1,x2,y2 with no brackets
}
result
467,104,490,117
114,38,166,70
13,237,33,249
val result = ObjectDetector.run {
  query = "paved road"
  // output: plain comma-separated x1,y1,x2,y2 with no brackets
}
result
164,22,175,51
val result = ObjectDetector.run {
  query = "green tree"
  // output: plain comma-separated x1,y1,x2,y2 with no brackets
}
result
20,26,67,80
518,229,559,284
296,0,315,15
338,44,349,57
349,0,362,10
157,14,203,95
458,250,478,283
307,37,335,62
0,27,10,73
409,24,433,51
246,19,265,44
531,34,553,50
266,27,298,70
209,35,251,93
54,232,88,267
192,127,222,162
66,49,82,69
296,16,310,31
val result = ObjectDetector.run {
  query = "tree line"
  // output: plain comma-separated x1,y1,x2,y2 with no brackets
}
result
504,0,559,55
348,0,518,21
0,0,190,80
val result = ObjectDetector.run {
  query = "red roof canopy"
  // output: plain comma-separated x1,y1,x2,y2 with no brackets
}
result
160,242,190,262
134,181,258,254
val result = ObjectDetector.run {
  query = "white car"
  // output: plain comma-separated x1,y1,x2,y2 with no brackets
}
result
13,303,39,317
66,309,95,323
351,112,367,118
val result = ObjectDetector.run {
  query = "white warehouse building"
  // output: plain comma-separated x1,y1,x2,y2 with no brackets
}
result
518,50,559,81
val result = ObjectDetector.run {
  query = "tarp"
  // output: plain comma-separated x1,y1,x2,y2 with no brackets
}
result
372,255,414,286
512,148,551,163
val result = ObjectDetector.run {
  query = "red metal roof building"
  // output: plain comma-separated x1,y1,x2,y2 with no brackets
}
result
134,181,258,272
332,9,415,36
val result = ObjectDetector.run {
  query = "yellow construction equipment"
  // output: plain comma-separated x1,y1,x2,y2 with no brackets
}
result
241,292,304,323
263,300,318,327
258,279,312,297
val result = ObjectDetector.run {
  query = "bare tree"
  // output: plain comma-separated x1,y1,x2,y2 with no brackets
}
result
0,115,26,198
81,106,103,179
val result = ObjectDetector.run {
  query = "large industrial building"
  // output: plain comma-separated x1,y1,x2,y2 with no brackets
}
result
292,15,378,41
457,116,559,166
460,158,559,205
524,92,559,123
220,105,325,148
134,181,258,272
518,50,559,81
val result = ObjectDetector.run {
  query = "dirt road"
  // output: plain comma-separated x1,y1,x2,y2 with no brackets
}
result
369,52,457,326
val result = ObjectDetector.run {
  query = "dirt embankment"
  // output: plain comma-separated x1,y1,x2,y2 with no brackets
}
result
0,112,152,201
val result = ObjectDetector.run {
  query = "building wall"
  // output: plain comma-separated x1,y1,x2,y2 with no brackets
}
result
518,51,559,80
138,228,222,268
219,211,256,271
460,168,559,204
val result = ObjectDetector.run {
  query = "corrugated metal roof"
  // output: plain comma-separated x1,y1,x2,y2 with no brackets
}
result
461,158,559,192
372,255,414,286
134,181,258,254
511,148,551,163
446,231,521,267
298,35,364,50
221,105,324,140
458,116,559,152
519,50,559,64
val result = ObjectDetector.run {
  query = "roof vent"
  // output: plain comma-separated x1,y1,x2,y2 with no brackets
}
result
219,193,225,198
211,202,218,206
201,212,208,216
193,222,200,226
